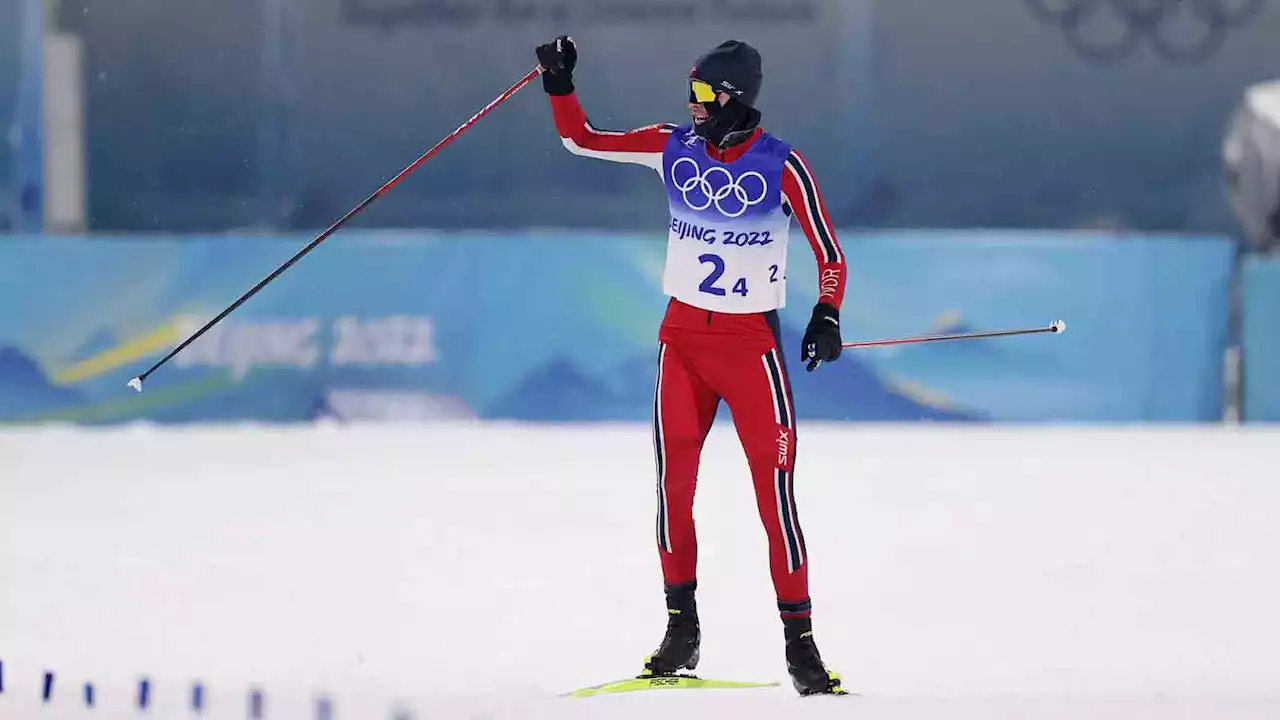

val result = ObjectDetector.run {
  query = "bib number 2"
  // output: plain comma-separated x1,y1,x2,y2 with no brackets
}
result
698,254,778,298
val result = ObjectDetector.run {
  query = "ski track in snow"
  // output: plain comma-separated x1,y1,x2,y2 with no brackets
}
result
2,423,1279,719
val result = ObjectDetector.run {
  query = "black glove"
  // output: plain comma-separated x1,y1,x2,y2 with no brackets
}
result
800,303,842,372
535,35,577,96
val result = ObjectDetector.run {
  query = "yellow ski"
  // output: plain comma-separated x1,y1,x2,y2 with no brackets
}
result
562,674,781,698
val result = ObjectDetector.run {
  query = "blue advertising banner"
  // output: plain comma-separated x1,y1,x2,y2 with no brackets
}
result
1244,255,1280,422
0,230,1233,425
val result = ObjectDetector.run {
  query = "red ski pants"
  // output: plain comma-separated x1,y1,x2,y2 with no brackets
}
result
652,299,810,616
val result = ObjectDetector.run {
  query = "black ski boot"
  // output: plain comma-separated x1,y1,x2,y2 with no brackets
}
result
783,616,846,695
641,581,701,676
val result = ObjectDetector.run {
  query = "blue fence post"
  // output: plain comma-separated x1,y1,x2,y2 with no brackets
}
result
249,686,264,719
14,0,44,233
1243,255,1280,421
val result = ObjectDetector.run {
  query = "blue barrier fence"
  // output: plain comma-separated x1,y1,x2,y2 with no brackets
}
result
1244,255,1280,422
0,230,1235,425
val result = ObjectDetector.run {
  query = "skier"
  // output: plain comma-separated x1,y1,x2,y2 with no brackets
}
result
535,36,847,696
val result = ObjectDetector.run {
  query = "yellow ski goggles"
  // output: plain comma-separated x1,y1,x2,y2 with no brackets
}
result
690,79,718,103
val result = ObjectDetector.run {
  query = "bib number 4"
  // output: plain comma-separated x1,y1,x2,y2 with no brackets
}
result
698,254,779,298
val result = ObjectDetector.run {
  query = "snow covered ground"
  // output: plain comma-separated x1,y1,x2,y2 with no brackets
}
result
2,423,1279,719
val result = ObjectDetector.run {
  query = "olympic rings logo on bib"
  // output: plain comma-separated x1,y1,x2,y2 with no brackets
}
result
670,157,769,218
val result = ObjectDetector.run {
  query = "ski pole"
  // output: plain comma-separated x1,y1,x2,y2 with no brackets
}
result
128,64,546,393
842,320,1066,349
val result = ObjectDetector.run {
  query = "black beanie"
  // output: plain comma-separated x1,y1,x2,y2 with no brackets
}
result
691,40,763,108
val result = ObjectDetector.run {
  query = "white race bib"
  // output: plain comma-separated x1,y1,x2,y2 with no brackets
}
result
663,218,789,313
659,133,795,313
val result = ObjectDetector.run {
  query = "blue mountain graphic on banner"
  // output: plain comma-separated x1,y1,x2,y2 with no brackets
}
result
0,346,86,419
776,321,980,422
481,320,979,423
884,315,1059,383
486,358,625,421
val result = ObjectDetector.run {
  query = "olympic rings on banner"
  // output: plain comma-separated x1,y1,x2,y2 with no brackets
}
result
1024,0,1264,64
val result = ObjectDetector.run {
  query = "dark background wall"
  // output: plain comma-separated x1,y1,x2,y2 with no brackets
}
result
39,0,1280,234
870,0,1279,233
